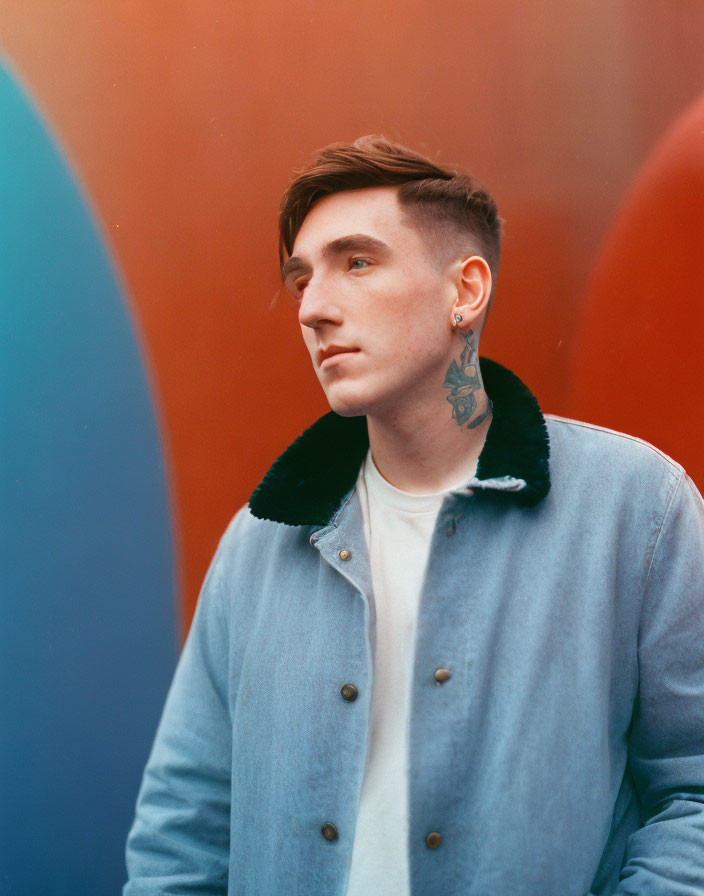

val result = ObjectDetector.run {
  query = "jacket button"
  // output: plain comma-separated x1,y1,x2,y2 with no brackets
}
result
426,831,442,849
321,822,338,841
340,683,358,702
339,549,351,561
434,668,452,683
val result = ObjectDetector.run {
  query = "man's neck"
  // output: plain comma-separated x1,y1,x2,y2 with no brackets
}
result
365,329,492,494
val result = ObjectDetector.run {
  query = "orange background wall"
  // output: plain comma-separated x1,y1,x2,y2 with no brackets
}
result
2,1,703,630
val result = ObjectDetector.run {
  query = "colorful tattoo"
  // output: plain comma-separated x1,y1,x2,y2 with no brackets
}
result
442,329,492,430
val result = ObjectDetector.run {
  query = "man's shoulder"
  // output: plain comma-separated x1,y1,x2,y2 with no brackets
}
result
220,502,311,546
544,414,686,503
546,414,684,469
212,502,314,570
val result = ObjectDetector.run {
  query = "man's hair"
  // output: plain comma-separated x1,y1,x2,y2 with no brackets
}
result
279,135,503,293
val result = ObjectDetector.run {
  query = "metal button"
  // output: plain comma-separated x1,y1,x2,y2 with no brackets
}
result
321,822,338,841
341,683,358,702
426,831,442,849
339,549,351,561
434,668,451,683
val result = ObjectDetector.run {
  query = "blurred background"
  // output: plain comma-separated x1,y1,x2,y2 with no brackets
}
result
1,1,703,891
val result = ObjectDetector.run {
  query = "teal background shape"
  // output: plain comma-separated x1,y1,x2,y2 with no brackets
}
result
1,58,179,894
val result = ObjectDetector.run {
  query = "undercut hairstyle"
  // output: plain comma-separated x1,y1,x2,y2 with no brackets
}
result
279,135,503,295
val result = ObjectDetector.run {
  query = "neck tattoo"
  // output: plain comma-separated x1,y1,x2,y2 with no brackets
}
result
442,329,493,430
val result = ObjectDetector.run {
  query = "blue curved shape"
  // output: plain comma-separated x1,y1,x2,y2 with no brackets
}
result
0,58,179,894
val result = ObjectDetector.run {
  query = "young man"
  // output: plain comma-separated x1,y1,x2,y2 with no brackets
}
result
124,137,704,895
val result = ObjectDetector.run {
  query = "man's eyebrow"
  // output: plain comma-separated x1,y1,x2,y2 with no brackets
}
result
281,234,391,282
321,234,391,258
281,256,310,281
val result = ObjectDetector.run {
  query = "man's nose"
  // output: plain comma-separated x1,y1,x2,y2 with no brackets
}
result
297,275,341,329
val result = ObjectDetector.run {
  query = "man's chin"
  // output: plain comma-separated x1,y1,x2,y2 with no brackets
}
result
325,400,368,418
323,390,371,419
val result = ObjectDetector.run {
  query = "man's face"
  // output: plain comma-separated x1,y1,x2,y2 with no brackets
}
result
284,186,459,420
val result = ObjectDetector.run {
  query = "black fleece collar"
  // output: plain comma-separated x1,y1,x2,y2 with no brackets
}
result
249,358,550,526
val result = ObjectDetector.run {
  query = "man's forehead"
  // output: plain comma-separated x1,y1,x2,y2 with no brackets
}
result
292,185,411,256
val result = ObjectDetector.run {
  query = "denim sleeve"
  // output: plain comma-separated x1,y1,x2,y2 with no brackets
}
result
123,520,235,895
616,472,704,894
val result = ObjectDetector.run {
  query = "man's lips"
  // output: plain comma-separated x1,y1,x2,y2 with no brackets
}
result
316,345,361,368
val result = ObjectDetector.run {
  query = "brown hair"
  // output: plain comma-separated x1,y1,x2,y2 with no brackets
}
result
279,135,503,290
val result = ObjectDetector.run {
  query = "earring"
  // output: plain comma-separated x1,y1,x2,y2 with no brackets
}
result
453,313,463,328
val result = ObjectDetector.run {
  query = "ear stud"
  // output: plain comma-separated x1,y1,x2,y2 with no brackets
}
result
454,313,463,324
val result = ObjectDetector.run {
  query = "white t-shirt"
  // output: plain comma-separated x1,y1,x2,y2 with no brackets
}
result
345,450,476,896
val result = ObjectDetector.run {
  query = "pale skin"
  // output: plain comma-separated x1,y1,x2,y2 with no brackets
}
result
284,186,493,494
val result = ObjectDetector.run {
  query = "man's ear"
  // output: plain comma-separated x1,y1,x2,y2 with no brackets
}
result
451,256,492,329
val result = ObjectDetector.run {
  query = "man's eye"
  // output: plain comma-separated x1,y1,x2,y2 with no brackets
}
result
285,277,307,298
349,258,370,270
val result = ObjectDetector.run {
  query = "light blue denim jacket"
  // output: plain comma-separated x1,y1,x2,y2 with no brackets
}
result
124,360,704,895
